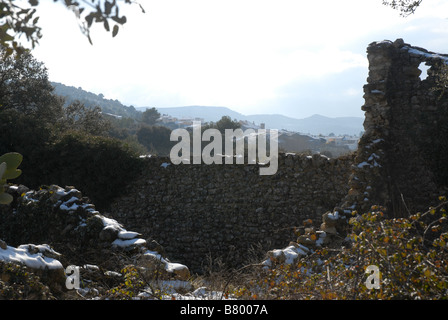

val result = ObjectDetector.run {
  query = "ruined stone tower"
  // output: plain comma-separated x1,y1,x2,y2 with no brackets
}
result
341,39,447,216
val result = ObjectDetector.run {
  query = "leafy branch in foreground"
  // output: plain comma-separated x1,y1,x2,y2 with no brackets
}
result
382,0,423,17
0,0,145,56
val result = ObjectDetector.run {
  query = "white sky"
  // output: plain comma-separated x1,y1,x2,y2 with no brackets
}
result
29,0,448,119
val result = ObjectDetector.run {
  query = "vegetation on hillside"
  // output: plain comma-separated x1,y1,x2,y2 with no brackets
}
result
51,82,141,120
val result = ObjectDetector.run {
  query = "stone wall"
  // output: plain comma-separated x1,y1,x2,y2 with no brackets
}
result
341,39,447,216
108,39,448,273
108,153,353,273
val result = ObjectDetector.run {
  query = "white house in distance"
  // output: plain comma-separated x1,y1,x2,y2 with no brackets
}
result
325,135,359,151
158,114,204,128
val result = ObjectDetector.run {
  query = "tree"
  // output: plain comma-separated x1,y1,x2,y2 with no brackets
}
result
0,45,59,155
216,116,241,131
204,116,241,132
382,0,423,16
62,101,111,136
136,125,172,155
141,107,160,126
0,44,64,125
0,0,145,56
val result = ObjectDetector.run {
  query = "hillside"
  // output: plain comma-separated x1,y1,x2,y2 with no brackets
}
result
140,106,364,136
51,82,141,119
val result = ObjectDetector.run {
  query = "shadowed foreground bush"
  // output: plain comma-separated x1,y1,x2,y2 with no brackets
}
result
231,199,448,300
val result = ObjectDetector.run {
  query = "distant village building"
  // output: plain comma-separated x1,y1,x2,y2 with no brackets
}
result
326,135,359,151
157,114,205,128
159,114,178,124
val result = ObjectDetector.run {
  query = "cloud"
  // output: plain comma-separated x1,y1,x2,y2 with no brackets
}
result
344,88,361,97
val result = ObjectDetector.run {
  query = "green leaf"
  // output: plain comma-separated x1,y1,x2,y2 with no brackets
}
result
0,152,23,170
104,19,110,32
0,24,14,42
0,192,13,205
0,153,22,194
85,13,95,27
3,168,21,180
112,24,119,37
0,162,6,179
111,15,126,25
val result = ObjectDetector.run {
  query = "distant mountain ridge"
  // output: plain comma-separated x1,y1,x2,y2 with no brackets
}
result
50,82,363,135
138,106,364,136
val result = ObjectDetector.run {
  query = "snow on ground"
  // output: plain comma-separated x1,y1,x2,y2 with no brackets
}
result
99,215,148,249
135,282,235,300
263,243,310,267
118,230,141,240
162,287,236,300
59,196,80,211
112,238,147,248
0,243,63,270
143,250,190,277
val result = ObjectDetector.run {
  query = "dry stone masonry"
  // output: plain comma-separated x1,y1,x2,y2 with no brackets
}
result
341,39,447,216
109,153,353,273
